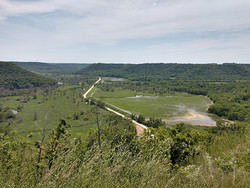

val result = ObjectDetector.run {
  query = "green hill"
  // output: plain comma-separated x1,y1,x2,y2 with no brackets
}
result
13,62,91,73
51,63,90,72
13,62,59,73
0,62,56,89
76,63,133,77
77,63,250,81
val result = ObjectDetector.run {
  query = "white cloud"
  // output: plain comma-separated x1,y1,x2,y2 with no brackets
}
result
143,33,250,62
0,0,109,18
40,0,250,45
0,0,250,62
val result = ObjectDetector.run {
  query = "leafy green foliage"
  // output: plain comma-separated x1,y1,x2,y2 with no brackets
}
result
0,62,56,89
131,113,165,128
13,62,60,73
46,119,71,169
77,63,250,81
0,63,249,187
95,79,250,122
0,111,249,187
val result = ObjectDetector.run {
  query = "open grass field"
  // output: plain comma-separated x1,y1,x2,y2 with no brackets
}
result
93,86,213,121
0,85,103,139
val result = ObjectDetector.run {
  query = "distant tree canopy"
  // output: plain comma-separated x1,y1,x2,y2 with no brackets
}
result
96,78,250,122
12,61,90,74
78,62,250,122
0,62,56,89
77,63,250,81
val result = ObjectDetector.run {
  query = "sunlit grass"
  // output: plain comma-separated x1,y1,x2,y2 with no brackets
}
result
93,87,212,119
0,85,98,138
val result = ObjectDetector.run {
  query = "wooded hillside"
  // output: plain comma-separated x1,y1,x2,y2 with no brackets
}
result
13,61,90,73
0,62,56,89
77,63,250,81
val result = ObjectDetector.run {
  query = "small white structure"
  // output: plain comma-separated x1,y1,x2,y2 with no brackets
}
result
11,110,18,115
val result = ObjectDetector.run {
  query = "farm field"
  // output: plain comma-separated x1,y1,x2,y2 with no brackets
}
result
93,86,216,126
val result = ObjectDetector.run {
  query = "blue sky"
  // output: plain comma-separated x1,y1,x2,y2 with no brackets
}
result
0,0,250,63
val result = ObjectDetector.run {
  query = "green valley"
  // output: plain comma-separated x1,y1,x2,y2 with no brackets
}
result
92,86,214,125
0,62,249,188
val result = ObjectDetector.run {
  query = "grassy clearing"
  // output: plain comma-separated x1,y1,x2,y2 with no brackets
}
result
93,87,212,119
0,85,101,139
93,87,153,99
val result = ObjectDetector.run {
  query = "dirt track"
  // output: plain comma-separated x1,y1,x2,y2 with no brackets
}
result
83,77,101,99
83,78,148,136
133,122,147,136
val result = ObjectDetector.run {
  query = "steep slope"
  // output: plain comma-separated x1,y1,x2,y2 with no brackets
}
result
0,62,56,89
13,62,60,73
